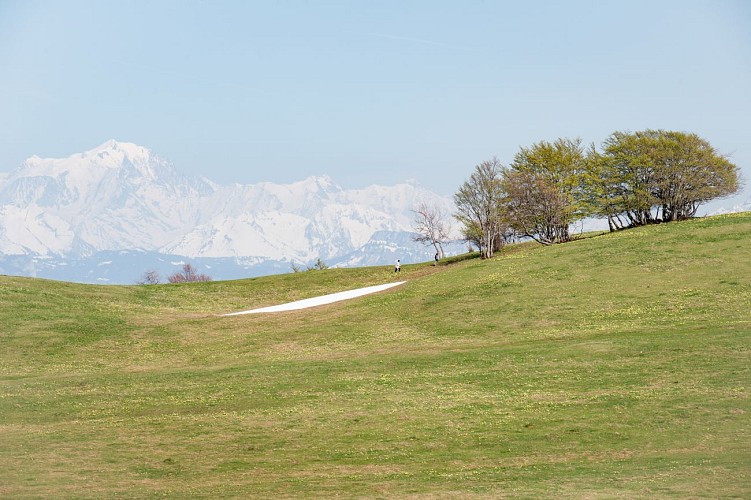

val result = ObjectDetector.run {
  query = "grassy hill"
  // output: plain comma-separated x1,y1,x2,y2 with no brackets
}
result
1,213,749,498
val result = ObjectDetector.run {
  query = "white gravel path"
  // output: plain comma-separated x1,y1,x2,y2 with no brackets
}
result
223,281,406,316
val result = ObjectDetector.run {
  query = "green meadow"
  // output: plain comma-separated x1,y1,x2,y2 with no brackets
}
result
1,213,749,498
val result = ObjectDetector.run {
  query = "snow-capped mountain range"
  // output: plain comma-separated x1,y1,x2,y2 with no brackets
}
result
0,140,461,283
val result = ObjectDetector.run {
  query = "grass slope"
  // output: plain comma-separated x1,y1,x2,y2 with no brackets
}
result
1,214,749,498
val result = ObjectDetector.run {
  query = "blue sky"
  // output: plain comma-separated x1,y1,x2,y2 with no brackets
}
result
1,0,749,203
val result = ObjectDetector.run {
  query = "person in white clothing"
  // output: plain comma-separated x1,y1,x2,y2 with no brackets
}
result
394,259,401,273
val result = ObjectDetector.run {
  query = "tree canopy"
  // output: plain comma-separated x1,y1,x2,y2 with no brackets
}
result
453,130,740,249
503,138,589,245
596,130,739,228
454,158,508,258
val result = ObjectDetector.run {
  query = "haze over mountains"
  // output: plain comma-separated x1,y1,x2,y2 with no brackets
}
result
0,141,462,283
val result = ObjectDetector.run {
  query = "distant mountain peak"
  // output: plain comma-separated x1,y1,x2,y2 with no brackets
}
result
0,141,457,265
92,139,144,151
82,139,154,164
12,140,161,179
299,174,338,191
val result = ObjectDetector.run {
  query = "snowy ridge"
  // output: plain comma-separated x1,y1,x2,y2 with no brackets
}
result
0,141,459,281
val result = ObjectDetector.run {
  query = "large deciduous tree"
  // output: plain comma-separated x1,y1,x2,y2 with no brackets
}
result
503,138,589,244
597,130,739,227
454,158,508,258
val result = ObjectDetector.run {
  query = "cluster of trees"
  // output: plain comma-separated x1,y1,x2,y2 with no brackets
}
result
136,129,738,281
137,263,212,285
454,129,739,258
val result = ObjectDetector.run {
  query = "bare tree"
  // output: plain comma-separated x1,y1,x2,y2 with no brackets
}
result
306,258,329,271
137,270,161,285
412,202,451,258
454,158,508,259
168,263,212,283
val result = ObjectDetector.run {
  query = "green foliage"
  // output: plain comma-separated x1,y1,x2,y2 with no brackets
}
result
597,130,739,227
503,138,589,244
509,137,589,204
460,131,739,241
1,214,750,497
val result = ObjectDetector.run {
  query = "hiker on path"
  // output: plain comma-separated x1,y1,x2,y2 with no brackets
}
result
394,259,401,273
434,252,439,266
